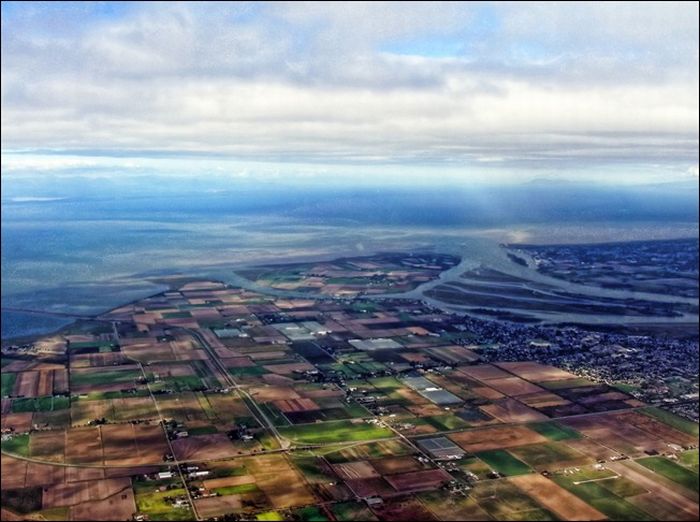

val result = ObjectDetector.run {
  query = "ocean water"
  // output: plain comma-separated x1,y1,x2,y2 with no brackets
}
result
2,182,698,339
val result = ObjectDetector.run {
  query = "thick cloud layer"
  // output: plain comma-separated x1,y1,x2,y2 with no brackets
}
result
1,1,698,181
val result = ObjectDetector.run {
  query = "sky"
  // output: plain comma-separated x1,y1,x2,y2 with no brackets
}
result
1,1,699,186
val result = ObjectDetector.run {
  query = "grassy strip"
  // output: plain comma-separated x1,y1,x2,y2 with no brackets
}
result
278,419,393,444
475,449,531,476
528,421,581,441
640,407,699,437
1,372,17,396
637,456,699,491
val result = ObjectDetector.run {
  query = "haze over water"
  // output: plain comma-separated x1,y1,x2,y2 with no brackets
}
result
2,179,697,339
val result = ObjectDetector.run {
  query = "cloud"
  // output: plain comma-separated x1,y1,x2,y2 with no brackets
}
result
1,1,698,181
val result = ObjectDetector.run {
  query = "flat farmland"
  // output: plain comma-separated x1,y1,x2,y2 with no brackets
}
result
171,433,238,460
70,367,143,394
42,478,131,509
616,411,698,448
483,376,545,397
64,426,103,464
1,454,28,490
528,421,582,441
509,442,593,471
24,461,65,488
278,419,393,444
332,461,380,480
370,497,437,521
1,412,33,433
369,456,424,475
12,371,40,397
458,364,512,381
194,495,244,519
383,468,451,492
120,339,178,363
448,425,548,452
551,467,661,521
249,385,301,403
134,486,195,521
1,374,17,398
69,487,136,521
518,391,572,409
71,399,115,426
66,466,105,483
247,454,316,509
155,392,208,422
330,501,379,521
111,396,158,422
480,398,549,423
476,449,532,476
494,362,579,382
131,424,170,463
29,429,65,463
101,424,141,465
201,392,253,424
560,413,671,456
70,352,127,368
418,491,491,521
203,475,258,489
323,440,414,464
510,474,607,521
636,456,699,492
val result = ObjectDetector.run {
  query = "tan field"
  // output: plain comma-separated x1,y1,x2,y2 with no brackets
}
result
509,474,607,521
449,425,548,452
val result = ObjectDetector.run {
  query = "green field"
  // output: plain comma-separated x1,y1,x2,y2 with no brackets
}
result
559,467,617,482
278,419,393,444
600,476,648,498
205,465,248,479
640,407,699,437
153,375,205,392
74,389,150,401
330,501,378,521
293,506,329,521
213,483,259,495
460,456,495,480
258,402,291,427
613,383,640,394
637,456,700,491
475,449,532,476
70,369,141,387
227,366,268,377
510,442,588,469
135,488,194,521
69,341,118,353
424,414,470,431
528,421,581,441
11,396,70,413
1,372,17,397
540,378,596,390
677,449,699,472
162,311,192,319
470,481,557,520
552,475,654,521
1,434,30,456
256,512,284,521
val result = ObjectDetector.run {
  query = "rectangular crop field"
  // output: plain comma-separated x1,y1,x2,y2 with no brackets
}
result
278,420,393,444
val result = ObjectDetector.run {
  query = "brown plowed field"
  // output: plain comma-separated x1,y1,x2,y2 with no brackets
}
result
384,468,452,492
69,487,136,521
509,474,606,521
449,425,547,452
42,477,131,509
480,398,549,423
